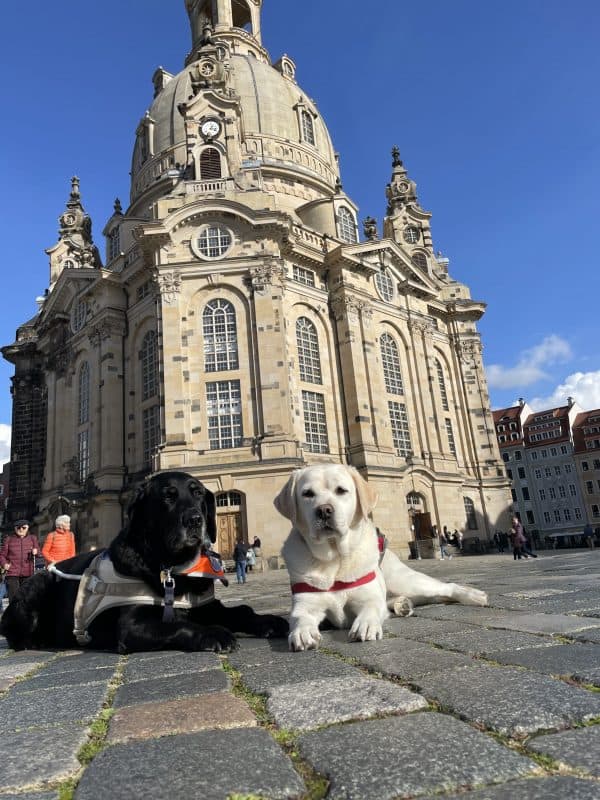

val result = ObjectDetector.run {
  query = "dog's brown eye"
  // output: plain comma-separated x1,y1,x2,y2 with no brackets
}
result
301,489,315,498
164,487,179,500
335,487,349,495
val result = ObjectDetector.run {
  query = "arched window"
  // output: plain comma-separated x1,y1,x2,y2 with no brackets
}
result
337,207,357,243
216,491,242,507
296,317,322,384
412,252,428,271
231,0,252,31
203,299,238,372
375,269,394,303
435,359,449,410
464,497,478,530
301,110,315,145
380,333,404,395
200,148,222,180
302,390,329,453
141,331,159,401
78,362,90,425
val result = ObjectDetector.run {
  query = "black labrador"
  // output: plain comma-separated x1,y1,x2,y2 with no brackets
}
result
0,471,288,652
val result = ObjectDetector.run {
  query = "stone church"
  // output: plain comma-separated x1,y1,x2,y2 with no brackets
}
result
2,0,511,559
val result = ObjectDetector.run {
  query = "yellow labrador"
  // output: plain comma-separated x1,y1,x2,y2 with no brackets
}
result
275,463,488,651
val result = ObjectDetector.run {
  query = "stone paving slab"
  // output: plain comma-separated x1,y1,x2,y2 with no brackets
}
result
416,663,600,736
440,776,600,800
235,650,361,693
74,728,305,800
0,724,89,791
120,651,220,682
411,628,556,657
1,682,110,731
384,616,474,640
526,724,600,777
107,691,257,743
10,665,116,693
415,606,600,634
297,712,535,800
38,652,121,674
113,668,229,708
2,794,60,800
322,634,473,678
266,674,428,729
0,659,51,686
492,642,600,685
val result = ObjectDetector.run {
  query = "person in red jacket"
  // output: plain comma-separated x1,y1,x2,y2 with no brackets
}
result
0,520,40,601
42,515,76,567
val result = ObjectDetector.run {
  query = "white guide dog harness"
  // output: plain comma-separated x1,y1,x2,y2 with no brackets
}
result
66,550,222,646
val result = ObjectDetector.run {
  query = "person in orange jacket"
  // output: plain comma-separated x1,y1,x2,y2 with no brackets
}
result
42,515,76,566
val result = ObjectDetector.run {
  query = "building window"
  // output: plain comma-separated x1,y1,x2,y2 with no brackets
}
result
297,317,322,384
518,467,525,479
403,226,420,244
535,468,542,479
582,461,589,471
78,362,90,425
71,299,88,333
141,331,159,401
559,485,566,498
507,469,513,479
531,451,538,460
541,449,547,458
545,467,552,478
563,508,571,521
412,252,428,271
302,390,329,453
515,451,522,461
569,484,577,496
78,430,89,484
292,265,315,286
464,497,478,530
389,401,412,458
435,359,449,411
337,207,357,243
142,405,160,464
445,418,457,456
586,481,594,494
539,489,546,500
575,507,582,520
592,505,600,518
522,487,530,501
526,511,535,524
561,445,568,454
565,464,572,473
502,452,509,462
380,333,404,395
543,511,551,524
375,269,394,302
196,225,232,259
206,380,243,450
200,147,222,180
301,110,315,145
550,447,557,456
554,509,561,522
203,299,238,372
511,489,517,501
554,466,561,475
549,487,556,499
216,491,242,507
108,227,121,262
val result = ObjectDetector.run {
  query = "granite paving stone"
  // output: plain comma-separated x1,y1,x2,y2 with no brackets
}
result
297,712,535,800
440,776,600,800
572,627,600,643
113,668,229,707
266,674,428,729
2,794,60,800
526,724,600,777
323,635,473,678
107,691,257,742
235,650,361,693
0,725,90,791
38,652,122,674
383,616,473,640
414,628,557,657
416,663,600,736
74,728,305,800
1,682,110,730
0,660,51,685
121,651,221,681
492,642,600,685
10,665,116,693
485,613,600,636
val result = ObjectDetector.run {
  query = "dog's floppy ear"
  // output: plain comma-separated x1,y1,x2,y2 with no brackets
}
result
126,480,149,522
274,470,300,524
203,486,217,543
348,466,378,520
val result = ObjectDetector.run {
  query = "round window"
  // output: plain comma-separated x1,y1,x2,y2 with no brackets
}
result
403,226,420,244
194,225,233,260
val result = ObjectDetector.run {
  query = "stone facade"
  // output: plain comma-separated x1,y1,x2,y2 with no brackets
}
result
2,0,512,557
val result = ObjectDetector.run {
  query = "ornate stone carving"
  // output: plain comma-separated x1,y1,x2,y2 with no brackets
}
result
246,263,286,295
363,216,378,241
63,456,80,485
156,271,182,304
330,296,373,323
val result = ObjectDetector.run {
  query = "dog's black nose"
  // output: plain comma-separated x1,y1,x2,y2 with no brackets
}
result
184,512,203,528
316,504,334,521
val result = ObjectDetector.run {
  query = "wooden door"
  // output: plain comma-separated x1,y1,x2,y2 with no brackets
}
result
217,512,242,559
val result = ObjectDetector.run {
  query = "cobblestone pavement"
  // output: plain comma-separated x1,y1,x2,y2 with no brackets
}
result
1,550,600,799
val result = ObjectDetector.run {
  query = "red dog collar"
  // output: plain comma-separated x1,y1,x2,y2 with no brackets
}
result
291,570,376,594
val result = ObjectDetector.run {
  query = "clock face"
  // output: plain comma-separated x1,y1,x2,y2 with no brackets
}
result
201,119,220,138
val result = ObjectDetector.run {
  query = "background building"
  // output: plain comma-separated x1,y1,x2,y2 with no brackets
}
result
2,0,511,558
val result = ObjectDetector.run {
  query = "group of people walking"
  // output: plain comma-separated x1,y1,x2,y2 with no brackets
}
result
434,525,463,559
0,515,75,606
233,536,261,584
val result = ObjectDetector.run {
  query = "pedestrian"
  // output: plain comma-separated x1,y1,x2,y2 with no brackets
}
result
493,531,502,553
510,516,526,560
521,528,538,559
233,539,248,584
583,522,595,549
252,535,261,552
246,545,256,572
439,527,452,560
454,529,463,551
0,520,40,602
41,514,76,566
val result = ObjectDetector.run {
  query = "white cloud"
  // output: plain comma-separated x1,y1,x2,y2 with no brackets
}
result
0,424,10,468
486,335,572,389
529,371,600,412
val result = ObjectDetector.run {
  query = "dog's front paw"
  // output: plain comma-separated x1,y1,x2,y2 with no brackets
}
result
197,626,239,653
349,615,383,642
389,595,414,617
289,624,321,651
460,587,488,607
253,614,289,639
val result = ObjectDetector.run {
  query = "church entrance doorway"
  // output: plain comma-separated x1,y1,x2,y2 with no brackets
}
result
215,491,245,560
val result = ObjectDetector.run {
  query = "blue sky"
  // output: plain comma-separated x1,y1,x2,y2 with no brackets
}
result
1,0,599,465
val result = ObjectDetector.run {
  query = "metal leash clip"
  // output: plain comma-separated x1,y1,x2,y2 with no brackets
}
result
161,568,176,623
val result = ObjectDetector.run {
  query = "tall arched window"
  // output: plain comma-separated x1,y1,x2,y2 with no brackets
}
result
301,110,315,146
141,331,159,401
231,0,252,31
337,207,357,243
464,497,478,530
78,362,90,483
296,317,322,384
380,333,404,395
200,148,222,180
435,359,449,410
203,299,238,372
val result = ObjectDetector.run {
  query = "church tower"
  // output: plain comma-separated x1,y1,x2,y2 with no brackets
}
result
2,0,511,556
